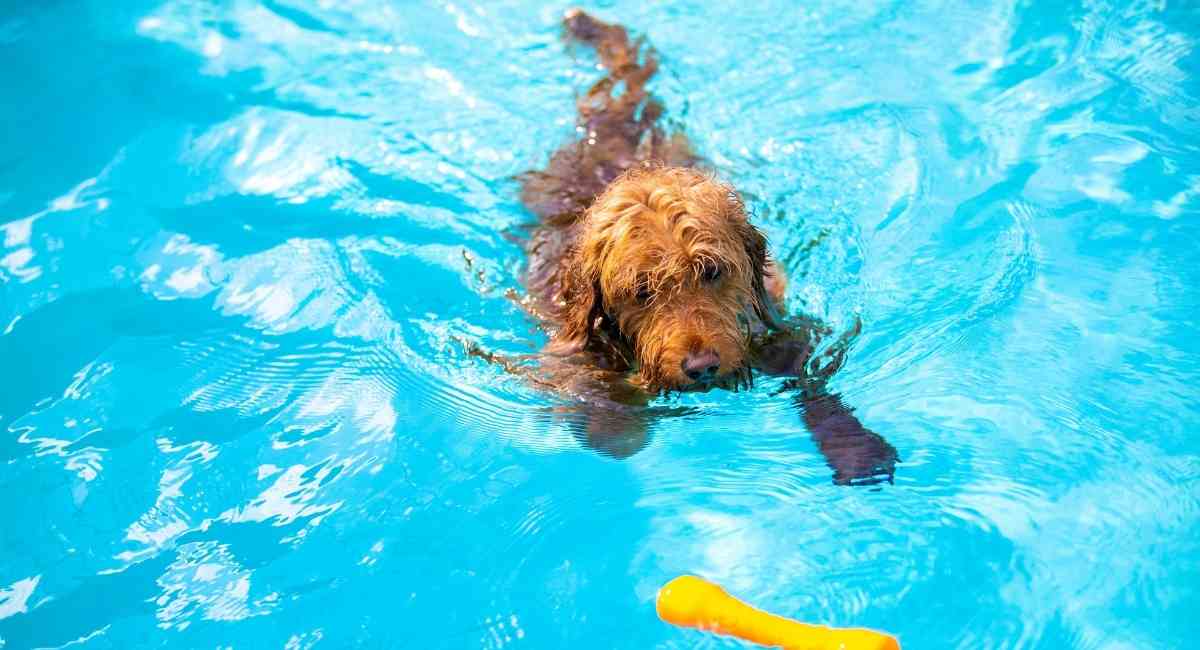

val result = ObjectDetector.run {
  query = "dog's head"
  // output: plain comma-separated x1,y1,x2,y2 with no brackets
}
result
552,166,778,392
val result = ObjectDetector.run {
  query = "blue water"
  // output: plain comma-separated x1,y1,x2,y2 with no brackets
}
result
2,1,1198,648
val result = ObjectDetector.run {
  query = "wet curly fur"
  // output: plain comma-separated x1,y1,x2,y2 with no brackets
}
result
549,166,783,391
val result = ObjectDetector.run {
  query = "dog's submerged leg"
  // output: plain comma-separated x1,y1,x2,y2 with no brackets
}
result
470,338,654,459
753,321,899,485
566,403,653,459
550,360,655,459
793,390,898,486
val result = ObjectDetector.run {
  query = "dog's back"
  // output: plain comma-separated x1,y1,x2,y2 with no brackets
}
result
518,10,696,227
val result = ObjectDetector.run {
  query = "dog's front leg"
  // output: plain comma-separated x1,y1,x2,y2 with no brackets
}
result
532,356,653,460
751,322,899,486
566,402,651,459
789,386,898,486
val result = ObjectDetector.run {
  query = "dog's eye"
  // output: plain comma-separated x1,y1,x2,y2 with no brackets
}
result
635,286,652,305
701,263,722,283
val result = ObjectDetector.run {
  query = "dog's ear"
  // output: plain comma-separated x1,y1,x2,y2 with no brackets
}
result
740,221,781,330
549,246,605,355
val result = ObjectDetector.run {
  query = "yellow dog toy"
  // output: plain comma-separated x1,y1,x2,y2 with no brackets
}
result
656,575,900,650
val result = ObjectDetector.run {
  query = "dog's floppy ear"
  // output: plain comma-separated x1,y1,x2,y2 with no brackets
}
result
549,246,605,354
739,220,781,330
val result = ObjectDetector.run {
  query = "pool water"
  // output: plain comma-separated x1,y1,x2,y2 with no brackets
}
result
2,0,1198,648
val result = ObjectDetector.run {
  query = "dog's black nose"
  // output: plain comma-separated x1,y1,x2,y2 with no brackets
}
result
682,350,720,381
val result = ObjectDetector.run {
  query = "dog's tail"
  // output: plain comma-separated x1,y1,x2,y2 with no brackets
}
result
517,10,690,224
562,9,661,129
563,9,648,72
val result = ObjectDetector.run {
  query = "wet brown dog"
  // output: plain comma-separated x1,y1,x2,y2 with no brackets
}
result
511,10,896,483
546,165,782,392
